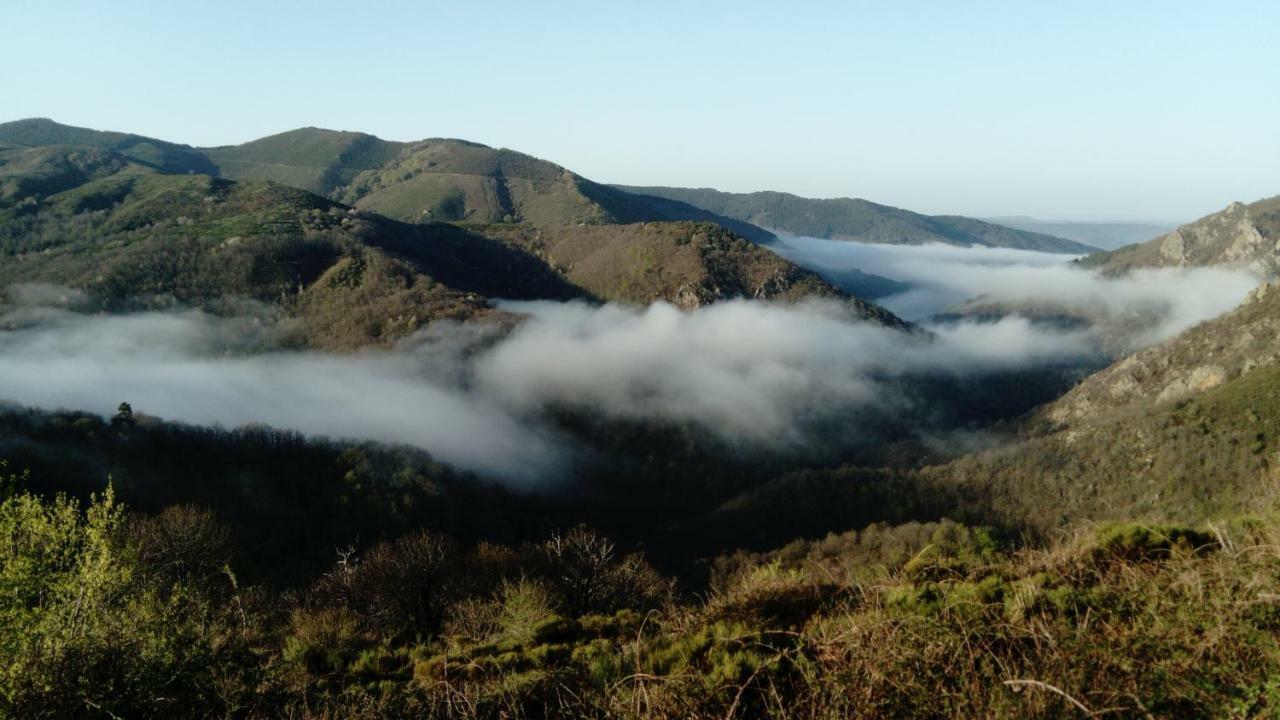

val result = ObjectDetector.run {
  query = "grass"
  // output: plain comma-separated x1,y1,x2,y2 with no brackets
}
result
233,515,1280,718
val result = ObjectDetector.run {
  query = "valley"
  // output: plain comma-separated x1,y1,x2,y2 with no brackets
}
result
1,116,1278,719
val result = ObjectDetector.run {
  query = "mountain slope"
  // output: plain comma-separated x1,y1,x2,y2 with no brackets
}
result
203,127,407,196
616,186,1100,253
919,282,1280,532
0,145,898,347
0,146,583,348
481,222,906,326
202,127,776,242
0,145,134,209
1,120,778,244
1079,196,1280,274
1040,282,1279,427
318,135,776,242
0,118,217,175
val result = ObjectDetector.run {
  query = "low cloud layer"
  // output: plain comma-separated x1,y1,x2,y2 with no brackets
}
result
0,243,1260,485
770,236,1258,347
478,300,1096,444
0,309,567,483
0,297,1098,484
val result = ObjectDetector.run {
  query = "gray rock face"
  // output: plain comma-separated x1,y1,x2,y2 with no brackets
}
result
1083,195,1280,274
1043,282,1280,427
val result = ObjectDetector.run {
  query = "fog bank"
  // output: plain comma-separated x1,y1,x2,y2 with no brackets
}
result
0,297,1103,484
770,236,1257,347
0,243,1259,484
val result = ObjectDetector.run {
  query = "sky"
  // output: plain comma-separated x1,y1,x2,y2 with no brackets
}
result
4,0,1278,222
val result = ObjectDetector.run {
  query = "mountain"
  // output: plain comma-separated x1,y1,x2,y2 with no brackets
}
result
0,145,900,348
0,120,777,245
0,146,586,348
614,186,1101,253
919,281,1280,533
1079,196,1280,274
1040,282,1280,427
482,222,906,325
982,216,1172,250
0,117,217,175
207,128,778,243
203,127,407,196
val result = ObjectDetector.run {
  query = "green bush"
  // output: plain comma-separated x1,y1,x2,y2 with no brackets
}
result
0,469,241,718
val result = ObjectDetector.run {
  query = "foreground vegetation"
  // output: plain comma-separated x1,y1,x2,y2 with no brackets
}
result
5,456,1279,718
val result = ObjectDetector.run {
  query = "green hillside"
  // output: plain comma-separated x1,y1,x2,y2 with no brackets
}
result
1,120,778,244
0,145,585,348
0,145,892,348
480,222,905,324
617,185,1101,253
910,283,1280,534
204,127,408,195
926,358,1280,533
0,117,217,175
327,137,777,243
0,145,132,209
202,127,777,242
5,397,1280,718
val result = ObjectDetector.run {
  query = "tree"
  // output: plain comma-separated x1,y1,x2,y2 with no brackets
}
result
111,401,134,427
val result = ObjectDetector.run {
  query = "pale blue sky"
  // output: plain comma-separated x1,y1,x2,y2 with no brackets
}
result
5,1,1278,221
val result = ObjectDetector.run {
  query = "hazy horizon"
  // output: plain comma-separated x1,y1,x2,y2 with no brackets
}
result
7,1,1278,222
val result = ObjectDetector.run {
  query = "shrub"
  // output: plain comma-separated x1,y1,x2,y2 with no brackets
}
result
1091,522,1217,563
0,472,235,718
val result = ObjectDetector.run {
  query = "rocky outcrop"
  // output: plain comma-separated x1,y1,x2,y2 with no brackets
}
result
1043,282,1280,427
1081,196,1280,274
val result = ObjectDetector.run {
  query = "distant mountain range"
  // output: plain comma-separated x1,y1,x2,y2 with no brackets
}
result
614,186,1100,253
981,216,1172,250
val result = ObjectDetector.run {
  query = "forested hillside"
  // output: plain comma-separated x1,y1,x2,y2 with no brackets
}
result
617,186,1099,253
0,143,895,349
0,120,777,244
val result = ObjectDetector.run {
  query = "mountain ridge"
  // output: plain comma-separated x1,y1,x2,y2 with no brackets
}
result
0,143,905,348
0,119,779,245
1079,195,1280,274
615,185,1101,253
